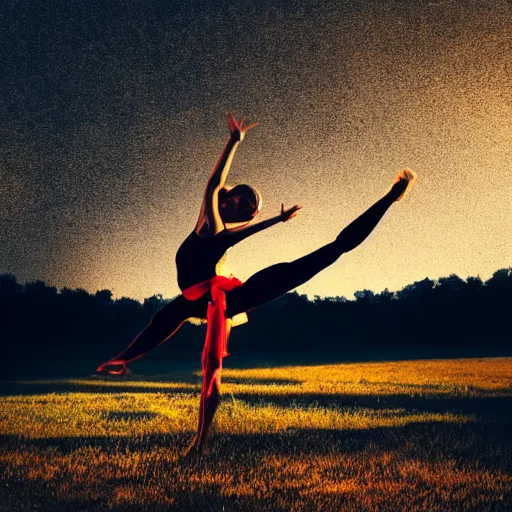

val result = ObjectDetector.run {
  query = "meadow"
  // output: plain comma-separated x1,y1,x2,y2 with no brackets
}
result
1,358,511,511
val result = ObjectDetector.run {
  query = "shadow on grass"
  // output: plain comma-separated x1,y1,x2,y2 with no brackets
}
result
222,376,301,385
233,392,512,420
1,421,510,472
0,375,301,396
0,477,287,512
2,379,511,424
0,380,198,396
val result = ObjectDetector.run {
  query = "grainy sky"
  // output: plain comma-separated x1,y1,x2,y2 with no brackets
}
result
1,0,511,300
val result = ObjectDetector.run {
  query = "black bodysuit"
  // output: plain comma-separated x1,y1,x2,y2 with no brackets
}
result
175,230,244,292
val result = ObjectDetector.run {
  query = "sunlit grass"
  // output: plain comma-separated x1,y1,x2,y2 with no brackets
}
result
1,358,511,511
19,356,512,394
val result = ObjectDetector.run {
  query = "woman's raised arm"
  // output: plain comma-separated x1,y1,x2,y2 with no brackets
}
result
195,113,258,237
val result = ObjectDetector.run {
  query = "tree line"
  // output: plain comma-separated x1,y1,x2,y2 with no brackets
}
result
1,268,510,377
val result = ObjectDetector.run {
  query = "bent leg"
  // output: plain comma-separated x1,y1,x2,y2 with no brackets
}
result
226,190,398,317
97,294,203,374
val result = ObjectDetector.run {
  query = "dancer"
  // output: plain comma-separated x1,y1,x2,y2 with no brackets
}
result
97,113,295,375
97,113,416,455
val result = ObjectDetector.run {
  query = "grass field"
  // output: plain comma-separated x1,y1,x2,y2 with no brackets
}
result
1,358,511,511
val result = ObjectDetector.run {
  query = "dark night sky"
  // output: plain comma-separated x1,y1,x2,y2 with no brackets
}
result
1,0,511,300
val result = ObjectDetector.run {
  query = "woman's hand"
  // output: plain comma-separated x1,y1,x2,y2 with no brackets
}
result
227,112,259,143
281,203,302,222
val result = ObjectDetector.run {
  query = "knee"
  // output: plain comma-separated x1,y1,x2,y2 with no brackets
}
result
334,232,351,255
150,308,167,325
148,310,171,333
150,301,188,330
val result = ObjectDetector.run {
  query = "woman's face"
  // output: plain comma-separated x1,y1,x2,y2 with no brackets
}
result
219,194,240,222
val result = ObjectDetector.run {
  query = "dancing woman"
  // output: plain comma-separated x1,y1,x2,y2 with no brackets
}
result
97,113,416,455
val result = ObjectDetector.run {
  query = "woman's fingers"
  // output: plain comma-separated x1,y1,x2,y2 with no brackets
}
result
242,122,259,132
283,204,302,212
226,112,238,132
281,204,302,221
226,112,258,136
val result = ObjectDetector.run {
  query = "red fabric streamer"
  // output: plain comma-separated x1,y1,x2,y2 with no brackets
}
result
183,275,244,397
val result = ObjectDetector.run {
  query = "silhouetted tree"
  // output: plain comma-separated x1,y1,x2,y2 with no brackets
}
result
354,289,377,305
3,267,511,377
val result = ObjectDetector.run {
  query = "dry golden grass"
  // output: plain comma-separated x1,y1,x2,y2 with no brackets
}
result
1,357,511,511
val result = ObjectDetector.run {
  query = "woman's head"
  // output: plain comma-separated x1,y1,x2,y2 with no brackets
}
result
218,184,262,224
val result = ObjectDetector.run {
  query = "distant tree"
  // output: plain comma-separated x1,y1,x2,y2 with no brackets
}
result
0,275,22,350
486,268,512,290
396,278,435,301
95,289,113,307
435,274,466,293
313,295,347,305
466,275,483,292
24,280,58,298
59,287,93,306
376,288,395,303
354,289,376,304
0,274,22,295
143,294,166,316
115,297,142,310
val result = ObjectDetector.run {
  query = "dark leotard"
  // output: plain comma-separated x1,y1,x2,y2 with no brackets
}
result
175,230,241,291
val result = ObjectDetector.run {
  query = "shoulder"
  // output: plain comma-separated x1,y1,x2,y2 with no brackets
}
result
195,214,227,238
195,222,229,238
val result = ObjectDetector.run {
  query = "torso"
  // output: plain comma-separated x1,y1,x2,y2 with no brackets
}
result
175,230,233,292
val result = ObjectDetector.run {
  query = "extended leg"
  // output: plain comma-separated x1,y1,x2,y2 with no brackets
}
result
226,183,408,317
97,294,201,374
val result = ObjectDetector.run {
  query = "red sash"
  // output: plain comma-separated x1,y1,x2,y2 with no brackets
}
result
183,275,244,397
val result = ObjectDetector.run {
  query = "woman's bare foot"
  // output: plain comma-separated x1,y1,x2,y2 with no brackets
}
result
390,168,416,202
182,435,204,459
96,360,131,376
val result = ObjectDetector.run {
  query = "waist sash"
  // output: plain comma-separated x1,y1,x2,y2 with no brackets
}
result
183,275,244,397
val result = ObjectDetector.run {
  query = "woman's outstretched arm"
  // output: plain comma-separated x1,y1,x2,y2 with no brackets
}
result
224,204,302,244
196,113,258,237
